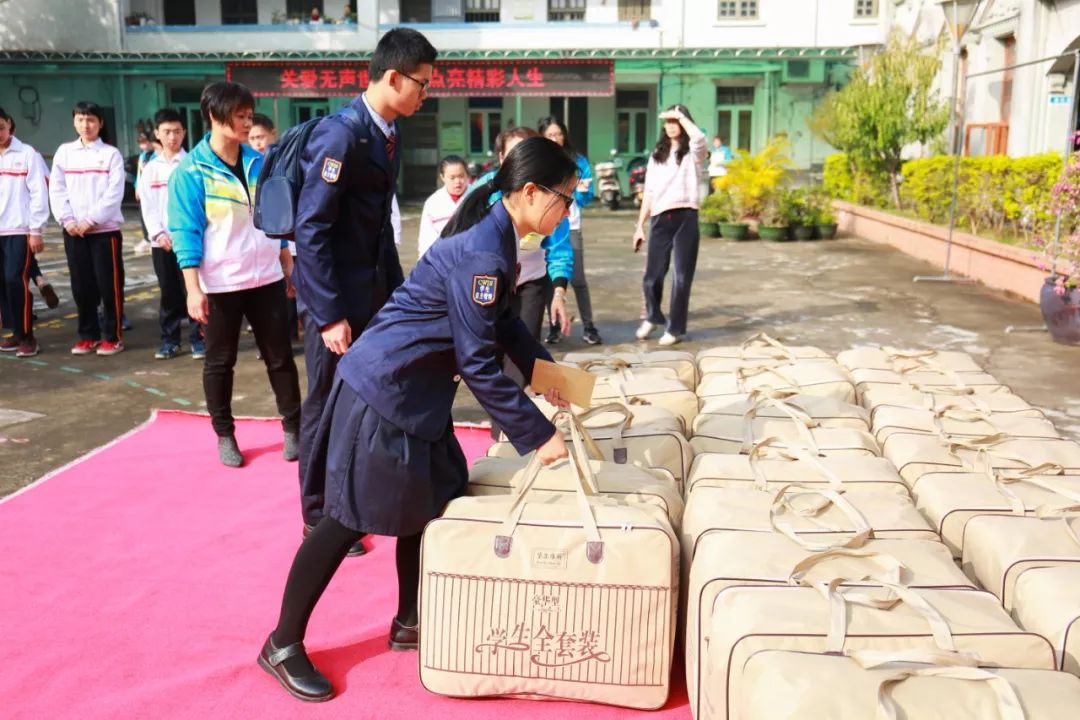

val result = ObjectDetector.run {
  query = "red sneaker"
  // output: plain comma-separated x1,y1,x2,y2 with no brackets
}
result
16,338,39,358
71,339,101,355
96,340,125,356
0,337,18,352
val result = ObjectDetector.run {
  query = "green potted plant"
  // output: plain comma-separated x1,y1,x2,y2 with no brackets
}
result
716,136,792,240
757,196,790,241
698,192,728,238
809,188,838,239
787,187,816,240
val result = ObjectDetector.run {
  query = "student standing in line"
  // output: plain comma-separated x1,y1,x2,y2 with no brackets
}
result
258,136,575,703
291,28,436,551
248,114,277,154
538,116,600,345
416,154,468,258
139,108,205,360
49,101,127,356
632,104,708,347
169,81,302,468
0,107,49,357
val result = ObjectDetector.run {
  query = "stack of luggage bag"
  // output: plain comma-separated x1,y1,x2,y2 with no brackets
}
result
414,335,1080,717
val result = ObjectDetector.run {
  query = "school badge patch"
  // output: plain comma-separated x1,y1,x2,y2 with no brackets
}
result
471,275,498,306
321,157,343,183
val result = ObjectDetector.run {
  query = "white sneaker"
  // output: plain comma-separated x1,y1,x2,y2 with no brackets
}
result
635,321,656,340
658,332,681,347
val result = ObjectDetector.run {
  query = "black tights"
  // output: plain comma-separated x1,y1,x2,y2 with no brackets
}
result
272,517,422,674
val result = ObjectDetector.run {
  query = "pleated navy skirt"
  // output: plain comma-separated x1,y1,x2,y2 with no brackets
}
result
306,376,469,536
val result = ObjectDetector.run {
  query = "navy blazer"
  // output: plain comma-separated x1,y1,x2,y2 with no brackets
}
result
293,96,404,330
338,201,556,454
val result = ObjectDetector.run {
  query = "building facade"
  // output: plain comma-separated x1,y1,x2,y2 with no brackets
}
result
0,0,892,197
894,0,1080,159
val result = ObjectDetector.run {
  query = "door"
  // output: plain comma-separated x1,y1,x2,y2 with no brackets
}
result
396,100,440,199
547,96,588,157
168,87,205,151
292,100,331,125
715,85,755,152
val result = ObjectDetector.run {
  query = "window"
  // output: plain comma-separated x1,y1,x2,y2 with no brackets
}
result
618,0,651,22
716,87,755,105
164,0,196,25
293,101,330,125
220,0,258,24
286,0,323,21
717,0,758,19
616,89,650,154
549,0,586,22
854,0,878,18
469,98,502,155
716,85,756,152
465,0,500,22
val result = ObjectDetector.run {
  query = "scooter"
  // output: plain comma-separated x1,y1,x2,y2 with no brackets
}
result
627,156,647,208
594,150,623,210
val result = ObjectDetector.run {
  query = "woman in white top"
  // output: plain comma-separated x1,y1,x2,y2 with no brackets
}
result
631,104,707,346
416,155,468,258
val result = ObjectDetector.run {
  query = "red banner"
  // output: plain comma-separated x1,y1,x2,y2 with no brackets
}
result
226,60,613,98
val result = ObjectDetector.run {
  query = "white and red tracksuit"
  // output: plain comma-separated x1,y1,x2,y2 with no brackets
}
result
49,137,127,344
0,137,49,341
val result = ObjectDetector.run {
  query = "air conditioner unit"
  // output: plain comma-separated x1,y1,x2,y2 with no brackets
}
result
781,59,826,84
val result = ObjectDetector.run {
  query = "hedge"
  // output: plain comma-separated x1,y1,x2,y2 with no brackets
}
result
824,152,1063,238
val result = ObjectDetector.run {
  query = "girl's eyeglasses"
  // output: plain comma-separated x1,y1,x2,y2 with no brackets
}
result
537,184,574,210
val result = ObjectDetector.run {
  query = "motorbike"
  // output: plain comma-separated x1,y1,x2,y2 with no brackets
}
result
467,152,496,181
594,150,623,210
627,156,647,208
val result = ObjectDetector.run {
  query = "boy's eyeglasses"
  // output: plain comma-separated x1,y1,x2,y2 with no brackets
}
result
538,184,574,210
399,71,430,93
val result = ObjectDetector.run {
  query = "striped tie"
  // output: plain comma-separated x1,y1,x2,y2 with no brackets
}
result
385,132,396,163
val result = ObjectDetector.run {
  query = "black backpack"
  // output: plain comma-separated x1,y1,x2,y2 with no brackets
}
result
253,106,362,240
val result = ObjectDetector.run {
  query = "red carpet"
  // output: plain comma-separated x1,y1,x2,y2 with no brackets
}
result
0,411,690,719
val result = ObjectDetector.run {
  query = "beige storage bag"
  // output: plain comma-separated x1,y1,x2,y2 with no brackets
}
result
883,433,1080,491
915,470,1080,558
696,360,857,405
419,444,679,709
685,537,975,716
696,333,830,374
698,580,1057,720
838,345,987,374
561,358,682,385
738,649,1080,720
471,414,685,531
962,511,1080,611
873,404,1060,444
591,372,699,430
851,366,1009,405
527,395,685,437
489,404,694,489
689,396,880,456
1013,566,1080,676
861,386,1039,419
697,389,869,431
686,443,909,497
563,350,698,389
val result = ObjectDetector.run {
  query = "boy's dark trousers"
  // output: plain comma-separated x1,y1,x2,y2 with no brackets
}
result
0,235,33,341
63,230,125,343
151,246,201,346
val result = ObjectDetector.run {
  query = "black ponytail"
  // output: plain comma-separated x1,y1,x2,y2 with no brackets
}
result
441,136,578,238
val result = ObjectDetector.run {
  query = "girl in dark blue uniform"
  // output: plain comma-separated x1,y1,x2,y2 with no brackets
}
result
259,137,579,702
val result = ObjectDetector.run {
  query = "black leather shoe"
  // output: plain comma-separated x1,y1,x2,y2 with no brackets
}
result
257,634,334,702
302,524,367,557
388,617,419,651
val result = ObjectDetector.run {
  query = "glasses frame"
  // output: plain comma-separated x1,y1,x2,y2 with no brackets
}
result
398,70,430,93
536,183,574,210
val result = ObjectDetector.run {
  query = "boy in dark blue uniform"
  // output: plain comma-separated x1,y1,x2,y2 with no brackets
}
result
292,29,437,550
259,137,580,702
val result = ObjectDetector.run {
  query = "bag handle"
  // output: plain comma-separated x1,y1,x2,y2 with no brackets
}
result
787,547,907,586
735,363,803,393
495,414,604,564
748,438,843,492
769,484,874,551
739,332,797,360
812,578,956,654
577,358,632,372
576,402,633,464
741,392,822,455
993,466,1073,515
871,664,1025,720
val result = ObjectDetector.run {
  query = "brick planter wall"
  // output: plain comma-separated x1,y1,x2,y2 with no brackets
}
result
834,201,1059,304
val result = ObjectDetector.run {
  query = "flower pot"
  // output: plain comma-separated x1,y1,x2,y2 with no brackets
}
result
1039,277,1080,346
758,225,791,241
698,221,721,238
816,222,838,239
791,224,816,241
719,222,751,240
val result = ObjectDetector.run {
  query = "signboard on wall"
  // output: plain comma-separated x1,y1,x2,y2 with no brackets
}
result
226,59,614,98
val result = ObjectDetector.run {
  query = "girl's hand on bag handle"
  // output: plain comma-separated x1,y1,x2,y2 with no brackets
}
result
543,388,570,409
537,430,569,466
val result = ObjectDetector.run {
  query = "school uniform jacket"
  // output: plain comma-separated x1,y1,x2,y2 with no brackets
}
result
137,149,186,248
293,96,403,331
340,201,556,455
49,138,125,232
417,185,461,259
0,137,49,236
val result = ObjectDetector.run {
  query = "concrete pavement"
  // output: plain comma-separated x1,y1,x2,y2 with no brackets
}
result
3,203,1079,497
